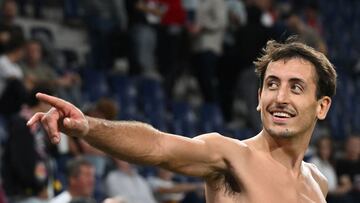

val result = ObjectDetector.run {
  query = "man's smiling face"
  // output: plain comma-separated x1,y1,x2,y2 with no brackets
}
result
258,57,331,139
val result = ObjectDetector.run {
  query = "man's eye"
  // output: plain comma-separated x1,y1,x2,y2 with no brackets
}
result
267,81,278,90
292,84,303,93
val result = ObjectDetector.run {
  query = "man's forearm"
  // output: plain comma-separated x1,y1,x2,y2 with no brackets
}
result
83,116,165,165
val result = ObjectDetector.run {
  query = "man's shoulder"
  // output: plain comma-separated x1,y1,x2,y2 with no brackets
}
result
193,132,252,161
194,133,249,148
304,162,326,177
303,162,328,196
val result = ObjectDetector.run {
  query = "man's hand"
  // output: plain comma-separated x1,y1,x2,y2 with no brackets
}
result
27,93,89,144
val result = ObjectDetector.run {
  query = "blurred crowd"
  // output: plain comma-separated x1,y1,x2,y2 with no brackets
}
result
0,0,359,203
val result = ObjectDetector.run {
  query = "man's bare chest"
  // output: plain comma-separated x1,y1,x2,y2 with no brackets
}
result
207,161,326,203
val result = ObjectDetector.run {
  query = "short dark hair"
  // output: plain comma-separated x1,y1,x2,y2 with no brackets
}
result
254,38,337,99
66,157,93,179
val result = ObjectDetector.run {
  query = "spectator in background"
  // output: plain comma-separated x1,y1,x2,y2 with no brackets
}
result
81,0,128,70
104,158,157,203
69,98,119,177
50,157,96,203
302,1,323,35
253,0,277,27
217,0,246,122
219,3,274,125
0,30,27,200
156,0,186,97
148,168,204,203
226,0,247,27
0,0,24,55
20,39,82,107
126,0,163,75
309,135,353,203
182,0,198,26
188,0,227,103
0,29,27,117
0,26,24,94
1,85,54,203
15,0,43,18
281,9,327,54
336,135,360,202
68,98,119,201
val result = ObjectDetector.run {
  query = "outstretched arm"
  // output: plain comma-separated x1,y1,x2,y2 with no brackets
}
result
27,93,228,178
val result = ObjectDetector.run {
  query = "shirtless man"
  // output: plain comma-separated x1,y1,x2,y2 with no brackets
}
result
27,39,337,203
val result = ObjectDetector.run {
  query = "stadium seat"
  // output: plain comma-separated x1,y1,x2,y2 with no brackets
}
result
137,77,166,117
108,75,139,120
30,26,54,43
81,68,110,102
58,48,80,70
198,103,224,133
170,101,198,137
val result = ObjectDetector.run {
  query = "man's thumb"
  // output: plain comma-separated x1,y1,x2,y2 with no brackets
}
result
63,117,88,137
63,117,75,129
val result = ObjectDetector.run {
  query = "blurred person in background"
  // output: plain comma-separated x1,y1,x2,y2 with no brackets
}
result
50,157,96,203
188,0,227,103
219,2,274,127
148,168,204,203
104,158,157,203
68,98,119,201
69,98,118,177
81,0,128,71
0,27,24,94
1,85,54,203
0,30,27,118
280,9,327,54
126,0,163,75
15,0,43,18
301,1,323,35
0,3,24,199
20,39,82,107
156,0,186,97
309,135,353,203
0,0,24,55
336,135,360,202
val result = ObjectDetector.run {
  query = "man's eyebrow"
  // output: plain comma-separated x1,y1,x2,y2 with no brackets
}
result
289,78,306,85
264,75,280,81
265,75,307,86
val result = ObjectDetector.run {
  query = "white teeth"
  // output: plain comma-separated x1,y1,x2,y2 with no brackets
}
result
273,112,291,118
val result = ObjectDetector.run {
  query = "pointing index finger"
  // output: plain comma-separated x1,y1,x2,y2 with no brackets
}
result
36,93,72,110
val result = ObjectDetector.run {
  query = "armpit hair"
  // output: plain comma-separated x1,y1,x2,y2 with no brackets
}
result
206,169,242,196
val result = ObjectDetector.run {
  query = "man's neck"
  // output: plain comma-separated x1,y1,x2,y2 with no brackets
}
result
256,130,312,174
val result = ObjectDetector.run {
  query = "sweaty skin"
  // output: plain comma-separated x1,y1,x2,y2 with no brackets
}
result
27,58,331,203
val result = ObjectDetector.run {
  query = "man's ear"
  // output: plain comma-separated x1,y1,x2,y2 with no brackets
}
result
317,96,331,120
257,89,261,112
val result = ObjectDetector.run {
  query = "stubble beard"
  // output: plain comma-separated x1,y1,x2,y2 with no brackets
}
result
266,126,295,139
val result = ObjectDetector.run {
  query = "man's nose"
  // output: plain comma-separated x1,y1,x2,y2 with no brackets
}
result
275,85,290,104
